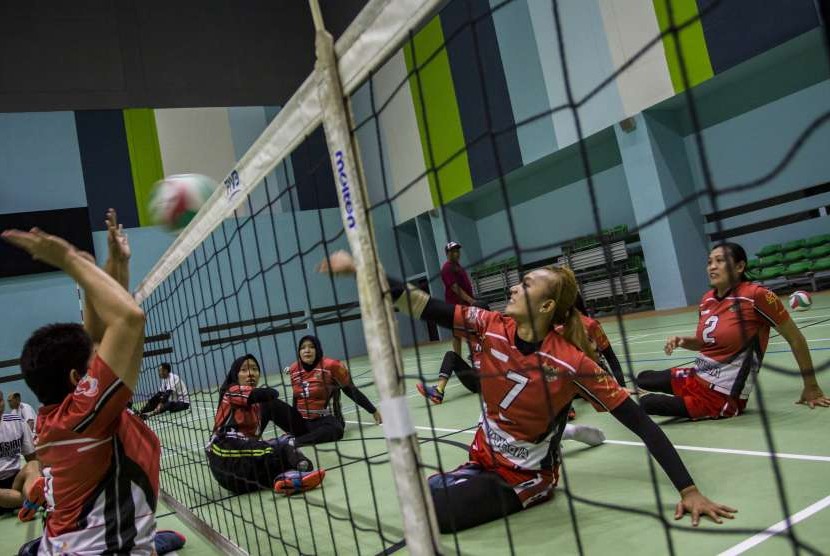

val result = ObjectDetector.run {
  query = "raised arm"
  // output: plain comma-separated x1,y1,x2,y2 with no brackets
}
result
318,250,457,329
85,209,132,343
776,319,830,408
3,228,145,391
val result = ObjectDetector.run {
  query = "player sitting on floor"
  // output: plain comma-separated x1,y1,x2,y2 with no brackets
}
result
269,335,381,446
138,362,191,420
572,293,625,386
4,227,174,555
635,243,830,419
0,391,40,521
207,354,325,495
320,250,736,533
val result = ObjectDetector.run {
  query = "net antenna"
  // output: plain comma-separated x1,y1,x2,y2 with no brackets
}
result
308,0,442,553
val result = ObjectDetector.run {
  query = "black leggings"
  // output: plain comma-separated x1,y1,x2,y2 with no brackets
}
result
264,398,344,447
428,465,523,533
139,392,190,415
207,435,312,494
635,370,690,418
437,351,480,394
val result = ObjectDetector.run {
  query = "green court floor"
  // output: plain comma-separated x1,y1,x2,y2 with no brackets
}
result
3,293,828,555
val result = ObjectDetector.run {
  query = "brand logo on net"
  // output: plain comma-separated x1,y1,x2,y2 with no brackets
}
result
335,150,356,229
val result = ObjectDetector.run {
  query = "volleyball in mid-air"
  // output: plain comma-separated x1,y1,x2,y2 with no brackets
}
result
149,174,217,231
788,290,812,312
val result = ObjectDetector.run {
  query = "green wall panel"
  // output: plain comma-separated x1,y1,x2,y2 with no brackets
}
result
653,0,714,93
404,17,473,206
123,109,164,227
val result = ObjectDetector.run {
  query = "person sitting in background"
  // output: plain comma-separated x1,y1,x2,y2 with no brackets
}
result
635,243,829,419
270,335,381,447
0,391,40,521
207,354,325,495
138,362,191,420
6,393,37,433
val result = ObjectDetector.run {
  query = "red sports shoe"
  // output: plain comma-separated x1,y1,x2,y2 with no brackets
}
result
416,383,444,405
18,476,45,522
274,468,325,496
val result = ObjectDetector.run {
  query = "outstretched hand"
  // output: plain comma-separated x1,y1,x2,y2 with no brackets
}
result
1,228,77,270
796,386,830,409
106,208,130,261
675,487,736,526
664,336,683,356
317,250,356,275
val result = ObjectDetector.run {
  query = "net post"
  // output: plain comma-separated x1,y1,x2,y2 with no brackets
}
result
310,14,443,556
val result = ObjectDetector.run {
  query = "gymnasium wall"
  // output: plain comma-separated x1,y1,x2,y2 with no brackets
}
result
687,79,830,257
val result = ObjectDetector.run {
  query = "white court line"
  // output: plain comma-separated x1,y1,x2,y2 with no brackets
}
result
718,495,830,556
345,421,830,463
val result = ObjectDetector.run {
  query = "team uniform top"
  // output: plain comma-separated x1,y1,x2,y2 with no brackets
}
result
692,282,789,399
160,372,190,404
35,355,161,556
212,385,264,440
286,357,350,420
581,314,611,352
0,413,34,480
453,305,628,488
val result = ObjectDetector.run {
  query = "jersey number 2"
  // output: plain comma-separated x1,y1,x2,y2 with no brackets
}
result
702,316,719,345
500,371,529,409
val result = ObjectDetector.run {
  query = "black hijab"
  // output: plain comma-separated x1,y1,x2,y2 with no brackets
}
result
297,335,323,371
216,353,260,410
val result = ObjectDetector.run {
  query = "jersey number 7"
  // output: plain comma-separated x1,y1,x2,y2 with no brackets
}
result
500,371,529,410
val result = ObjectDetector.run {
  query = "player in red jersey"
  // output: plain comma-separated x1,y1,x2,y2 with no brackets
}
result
636,243,830,419
320,251,735,532
4,226,159,555
207,354,325,495
265,335,381,446
573,293,625,386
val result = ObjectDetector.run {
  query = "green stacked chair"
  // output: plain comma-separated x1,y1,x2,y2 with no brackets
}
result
813,257,830,272
783,261,813,276
756,243,782,257
807,244,830,259
745,268,760,281
759,265,786,280
781,239,806,252
805,234,830,248
746,258,761,270
783,249,808,263
759,253,784,267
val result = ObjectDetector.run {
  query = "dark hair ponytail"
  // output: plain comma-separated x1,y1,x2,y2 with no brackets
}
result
714,242,748,282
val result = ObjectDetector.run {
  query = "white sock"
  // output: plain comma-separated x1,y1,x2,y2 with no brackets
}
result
562,424,605,447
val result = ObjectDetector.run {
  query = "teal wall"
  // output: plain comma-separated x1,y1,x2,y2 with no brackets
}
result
474,165,635,265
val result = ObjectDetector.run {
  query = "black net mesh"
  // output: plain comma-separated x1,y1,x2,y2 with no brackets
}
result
135,1,830,554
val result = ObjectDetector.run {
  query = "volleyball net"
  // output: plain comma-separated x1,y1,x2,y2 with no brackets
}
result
133,0,830,554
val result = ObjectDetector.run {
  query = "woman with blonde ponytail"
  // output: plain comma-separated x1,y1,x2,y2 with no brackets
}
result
320,251,736,533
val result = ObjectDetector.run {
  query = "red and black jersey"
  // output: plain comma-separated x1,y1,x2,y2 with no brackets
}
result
453,305,628,483
35,355,160,555
693,282,789,399
286,357,350,420
212,385,263,439
581,314,611,352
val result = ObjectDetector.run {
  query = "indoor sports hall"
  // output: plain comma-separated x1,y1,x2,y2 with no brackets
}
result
1,1,829,555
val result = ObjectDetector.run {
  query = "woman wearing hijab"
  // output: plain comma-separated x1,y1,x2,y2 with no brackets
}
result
207,354,325,495
270,335,381,446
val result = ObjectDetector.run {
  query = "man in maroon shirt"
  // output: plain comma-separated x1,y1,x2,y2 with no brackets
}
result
441,242,476,356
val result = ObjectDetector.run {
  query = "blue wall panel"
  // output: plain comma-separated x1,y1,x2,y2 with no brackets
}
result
75,110,140,230
0,112,87,214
